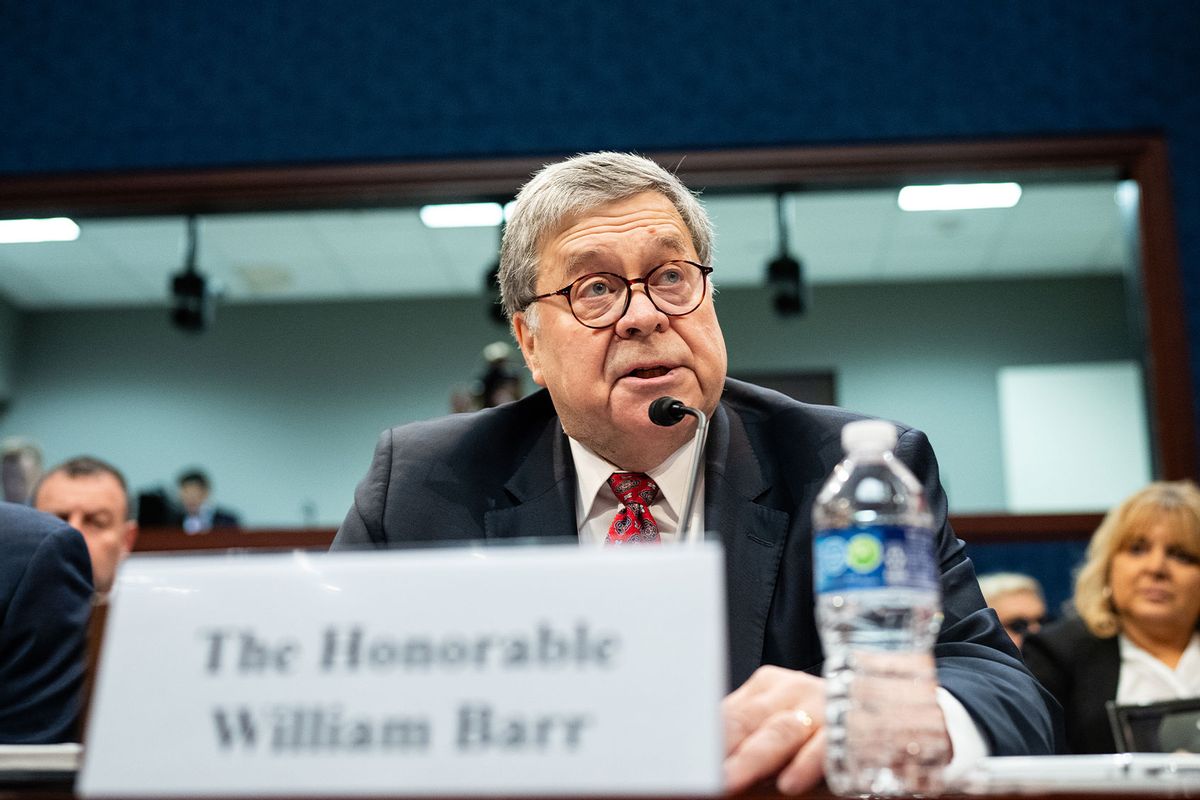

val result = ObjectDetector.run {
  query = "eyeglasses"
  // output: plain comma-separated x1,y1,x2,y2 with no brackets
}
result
528,260,714,329
1003,616,1047,637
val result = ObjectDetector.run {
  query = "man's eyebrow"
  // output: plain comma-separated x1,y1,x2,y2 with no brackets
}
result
561,234,692,277
651,233,690,255
561,249,608,280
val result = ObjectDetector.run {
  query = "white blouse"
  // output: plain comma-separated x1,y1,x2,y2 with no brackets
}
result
1116,633,1200,704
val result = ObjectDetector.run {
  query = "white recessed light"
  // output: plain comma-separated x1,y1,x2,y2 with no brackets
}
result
897,183,1022,212
419,202,504,228
1114,180,1139,212
0,217,81,244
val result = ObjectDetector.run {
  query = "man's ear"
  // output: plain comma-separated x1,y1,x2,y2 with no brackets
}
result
512,312,545,387
122,520,139,557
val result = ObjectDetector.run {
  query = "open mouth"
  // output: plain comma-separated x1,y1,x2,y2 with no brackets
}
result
628,366,671,379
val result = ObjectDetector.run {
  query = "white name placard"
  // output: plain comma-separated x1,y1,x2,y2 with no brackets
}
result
79,543,727,797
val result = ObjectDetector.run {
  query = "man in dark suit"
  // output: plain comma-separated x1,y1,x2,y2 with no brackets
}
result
333,152,1059,792
175,469,240,533
0,502,93,743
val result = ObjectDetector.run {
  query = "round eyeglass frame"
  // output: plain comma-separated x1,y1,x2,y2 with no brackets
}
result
526,259,714,329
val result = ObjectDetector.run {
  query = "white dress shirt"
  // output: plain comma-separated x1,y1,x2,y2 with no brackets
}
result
568,436,704,544
564,433,988,772
183,502,215,535
1117,633,1200,704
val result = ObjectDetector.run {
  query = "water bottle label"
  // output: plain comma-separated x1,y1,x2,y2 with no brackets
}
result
814,525,938,593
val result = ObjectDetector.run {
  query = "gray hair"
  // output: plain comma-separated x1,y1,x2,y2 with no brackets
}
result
1,436,42,466
977,572,1044,606
498,152,714,322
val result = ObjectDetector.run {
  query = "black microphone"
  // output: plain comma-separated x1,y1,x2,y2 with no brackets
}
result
649,396,687,426
648,396,710,544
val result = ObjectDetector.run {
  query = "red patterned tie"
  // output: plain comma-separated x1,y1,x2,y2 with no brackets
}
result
606,472,662,544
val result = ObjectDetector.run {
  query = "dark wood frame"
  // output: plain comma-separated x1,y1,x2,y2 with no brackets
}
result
128,514,1106,552
3,135,1193,541
127,517,1104,554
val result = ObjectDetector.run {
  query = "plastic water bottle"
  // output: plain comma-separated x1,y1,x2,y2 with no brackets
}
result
813,419,949,797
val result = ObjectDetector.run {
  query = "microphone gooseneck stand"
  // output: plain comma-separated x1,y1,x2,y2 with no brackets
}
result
648,396,710,544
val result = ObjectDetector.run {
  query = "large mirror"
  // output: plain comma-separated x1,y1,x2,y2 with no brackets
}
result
0,137,1190,530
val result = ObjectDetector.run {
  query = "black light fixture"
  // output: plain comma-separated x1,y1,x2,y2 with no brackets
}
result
767,192,807,316
484,260,506,325
170,216,215,333
484,209,508,326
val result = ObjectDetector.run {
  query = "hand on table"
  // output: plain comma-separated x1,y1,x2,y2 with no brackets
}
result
722,665,826,795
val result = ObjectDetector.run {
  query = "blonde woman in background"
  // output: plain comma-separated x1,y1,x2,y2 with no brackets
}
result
1023,481,1200,753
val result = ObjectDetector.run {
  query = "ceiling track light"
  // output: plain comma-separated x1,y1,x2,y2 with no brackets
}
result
170,216,216,333
766,192,807,316
483,207,510,326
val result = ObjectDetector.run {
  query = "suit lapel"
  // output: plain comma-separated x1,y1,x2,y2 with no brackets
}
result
479,392,792,685
705,400,791,687
483,414,578,542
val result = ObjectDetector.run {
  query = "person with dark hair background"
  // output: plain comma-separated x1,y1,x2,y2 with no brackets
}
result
175,468,240,534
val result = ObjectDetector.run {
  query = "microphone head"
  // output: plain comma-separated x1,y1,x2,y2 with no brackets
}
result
649,396,687,427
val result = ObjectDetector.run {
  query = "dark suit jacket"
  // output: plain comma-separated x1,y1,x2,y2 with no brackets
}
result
1022,615,1120,754
171,506,241,531
211,508,240,528
333,379,1060,756
0,502,94,743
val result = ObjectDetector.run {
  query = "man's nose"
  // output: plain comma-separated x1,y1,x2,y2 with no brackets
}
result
614,285,667,338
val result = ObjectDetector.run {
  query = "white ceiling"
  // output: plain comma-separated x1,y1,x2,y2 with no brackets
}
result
0,181,1129,310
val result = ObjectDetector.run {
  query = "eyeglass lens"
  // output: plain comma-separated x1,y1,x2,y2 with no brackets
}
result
1004,616,1047,635
569,261,706,326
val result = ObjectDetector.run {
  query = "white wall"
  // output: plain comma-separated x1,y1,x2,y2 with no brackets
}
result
0,275,1138,525
716,276,1138,510
998,361,1152,511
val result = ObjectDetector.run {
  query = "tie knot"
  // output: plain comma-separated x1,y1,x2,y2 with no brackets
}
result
607,472,659,510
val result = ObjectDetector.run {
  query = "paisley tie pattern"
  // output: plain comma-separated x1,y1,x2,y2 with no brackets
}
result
605,472,662,544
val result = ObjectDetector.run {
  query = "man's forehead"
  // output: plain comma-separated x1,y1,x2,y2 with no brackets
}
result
38,472,128,510
998,589,1043,604
561,231,691,268
540,194,694,271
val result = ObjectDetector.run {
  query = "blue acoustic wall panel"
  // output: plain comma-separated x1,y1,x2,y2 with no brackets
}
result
1,0,1198,434
2,2,1191,168
966,540,1090,623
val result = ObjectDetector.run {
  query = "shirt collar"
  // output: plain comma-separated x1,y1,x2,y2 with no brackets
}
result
1119,631,1200,670
567,435,698,530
